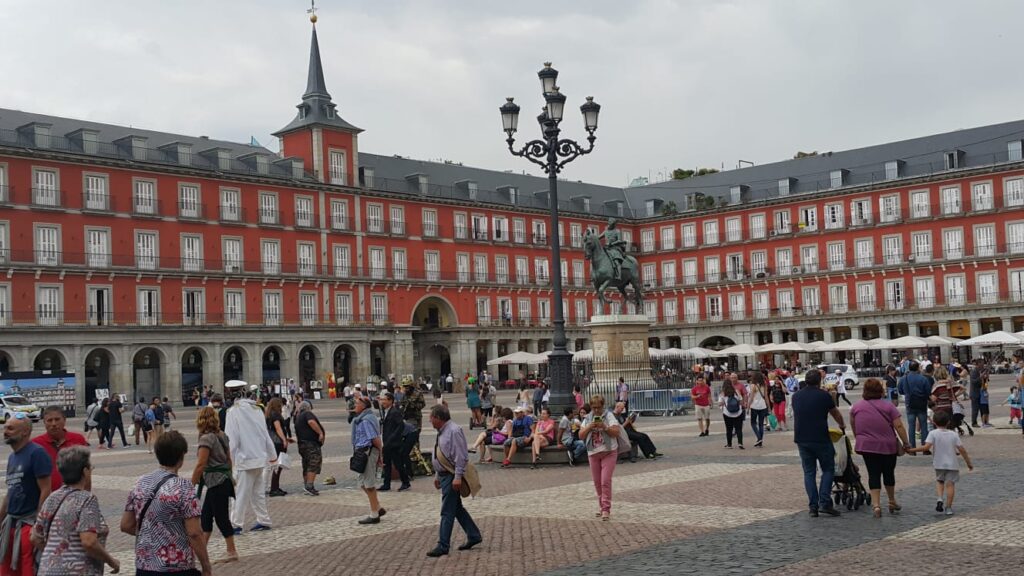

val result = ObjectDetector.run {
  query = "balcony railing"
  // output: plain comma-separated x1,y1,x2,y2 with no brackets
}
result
219,205,246,223
177,202,205,220
31,187,64,208
2,310,394,329
81,192,113,212
132,198,162,217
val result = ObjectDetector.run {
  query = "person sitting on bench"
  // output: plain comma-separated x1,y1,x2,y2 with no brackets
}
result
613,402,663,461
501,406,534,468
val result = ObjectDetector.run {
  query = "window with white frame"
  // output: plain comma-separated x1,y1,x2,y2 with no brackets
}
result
333,245,351,278
857,282,875,311
0,222,7,264
682,223,696,247
134,180,157,215
513,219,525,243
706,295,723,321
181,235,203,272
335,292,353,324
725,217,741,242
471,215,488,240
367,204,384,233
749,214,766,239
911,232,931,263
531,220,546,243
662,298,677,323
642,263,657,287
369,247,386,279
778,178,792,196
35,225,60,265
86,228,110,268
183,288,204,325
661,261,676,287
641,229,655,252
474,254,488,283
799,206,817,231
455,213,468,239
84,174,108,210
941,186,961,215
977,272,998,305
726,253,743,280
329,150,347,185
824,203,844,229
827,242,845,271
801,286,820,315
298,242,316,276
224,290,244,326
659,226,675,250
882,236,902,265
644,300,657,323
33,169,59,206
371,294,388,325
496,255,510,284
37,285,61,325
136,231,157,270
704,256,720,283
830,170,845,189
773,210,791,234
1008,222,1024,254
493,216,508,242
684,297,699,323
535,258,549,284
776,248,793,275
910,190,929,218
515,256,529,284
498,298,512,323
261,240,280,274
851,199,871,225
729,293,745,320
622,229,633,251
855,238,873,267
971,182,993,211
800,245,818,273
974,225,995,257
777,289,794,317
517,299,531,322
572,260,584,287
390,205,405,235
944,274,966,306
1005,177,1024,208
220,188,240,221
879,195,900,223
1011,270,1024,301
682,259,697,285
703,220,719,245
259,192,279,225
829,284,848,314
538,299,551,324
942,229,964,260
295,196,314,227
222,238,242,273
137,287,159,326
751,251,767,276
570,223,583,248
885,160,900,180
1010,140,1023,162
331,199,349,230
752,291,769,319
914,277,934,309
424,251,440,282
262,291,281,326
299,292,317,326
884,280,904,310
0,165,7,202
476,297,491,324
179,184,200,218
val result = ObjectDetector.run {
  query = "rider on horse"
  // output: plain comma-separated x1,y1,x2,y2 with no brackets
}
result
598,217,628,280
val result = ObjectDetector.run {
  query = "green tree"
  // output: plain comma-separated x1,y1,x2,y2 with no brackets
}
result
660,201,678,216
672,167,719,180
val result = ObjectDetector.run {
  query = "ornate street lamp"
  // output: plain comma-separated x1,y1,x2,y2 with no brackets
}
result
500,62,601,414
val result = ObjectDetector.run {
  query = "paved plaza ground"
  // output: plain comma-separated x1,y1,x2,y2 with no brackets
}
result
13,376,1022,575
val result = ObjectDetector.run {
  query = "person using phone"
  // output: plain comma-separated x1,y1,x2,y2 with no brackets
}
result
579,395,622,521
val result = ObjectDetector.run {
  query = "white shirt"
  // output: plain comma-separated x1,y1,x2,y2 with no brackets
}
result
925,428,962,470
225,398,277,471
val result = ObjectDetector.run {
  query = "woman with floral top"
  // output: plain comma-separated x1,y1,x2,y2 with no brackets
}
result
579,395,623,521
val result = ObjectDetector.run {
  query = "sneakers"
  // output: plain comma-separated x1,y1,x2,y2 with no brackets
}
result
358,516,380,525
567,450,575,466
397,483,411,492
302,485,320,496
820,507,841,517
500,459,511,468
250,524,272,531
269,489,287,497
935,500,944,512
945,507,954,516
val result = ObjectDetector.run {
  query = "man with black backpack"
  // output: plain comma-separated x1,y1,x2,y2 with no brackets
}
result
899,361,932,453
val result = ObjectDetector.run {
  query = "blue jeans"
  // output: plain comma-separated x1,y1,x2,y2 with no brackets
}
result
749,408,768,442
797,442,835,510
906,409,928,447
437,472,481,553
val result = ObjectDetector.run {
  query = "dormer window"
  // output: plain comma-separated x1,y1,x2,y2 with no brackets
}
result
509,187,518,204
1009,140,1023,162
256,156,269,175
778,178,792,196
944,150,963,170
730,185,748,205
582,198,590,212
468,181,478,201
645,199,656,217
830,169,847,189
885,160,902,180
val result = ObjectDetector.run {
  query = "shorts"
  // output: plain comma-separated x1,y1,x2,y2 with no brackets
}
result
504,436,530,448
357,447,381,489
935,469,960,483
695,405,712,419
979,404,990,416
1011,407,1022,419
299,442,323,475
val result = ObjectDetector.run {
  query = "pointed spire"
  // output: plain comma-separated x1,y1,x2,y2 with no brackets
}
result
304,25,330,100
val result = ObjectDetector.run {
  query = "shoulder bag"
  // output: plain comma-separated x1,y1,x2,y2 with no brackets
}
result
136,474,175,537
434,435,481,498
349,446,370,473
863,400,905,456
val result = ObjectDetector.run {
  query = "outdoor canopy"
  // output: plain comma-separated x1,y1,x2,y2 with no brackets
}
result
955,330,1024,347
711,343,761,357
759,341,813,353
876,335,930,349
818,338,872,352
486,351,543,366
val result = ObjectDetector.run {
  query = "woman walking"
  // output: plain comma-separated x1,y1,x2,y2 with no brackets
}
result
465,377,483,429
770,377,789,432
31,446,120,575
480,381,494,420
850,378,912,518
719,382,744,449
579,395,622,521
96,398,111,449
265,397,289,497
192,406,238,564
747,372,770,447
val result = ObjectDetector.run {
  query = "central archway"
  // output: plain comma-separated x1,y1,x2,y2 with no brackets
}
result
181,347,205,406
699,335,735,350
84,348,114,405
133,348,164,403
223,346,246,383
410,296,459,329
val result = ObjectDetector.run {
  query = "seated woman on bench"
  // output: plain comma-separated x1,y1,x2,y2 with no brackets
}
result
530,408,557,468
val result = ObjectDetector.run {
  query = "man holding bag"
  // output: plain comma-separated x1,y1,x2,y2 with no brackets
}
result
426,405,481,558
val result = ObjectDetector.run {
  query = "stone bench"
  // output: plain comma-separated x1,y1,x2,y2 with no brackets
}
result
487,443,571,465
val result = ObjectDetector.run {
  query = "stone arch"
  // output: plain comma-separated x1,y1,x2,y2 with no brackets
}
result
132,346,168,403
181,347,207,405
33,348,69,372
332,344,357,388
298,344,322,392
0,349,14,375
262,345,285,386
223,346,247,383
83,348,116,405
699,335,735,350
410,295,459,329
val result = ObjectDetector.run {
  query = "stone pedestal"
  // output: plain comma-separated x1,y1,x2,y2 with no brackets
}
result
586,314,657,398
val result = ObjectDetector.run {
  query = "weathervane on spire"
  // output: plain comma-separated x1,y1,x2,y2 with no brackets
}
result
307,0,318,24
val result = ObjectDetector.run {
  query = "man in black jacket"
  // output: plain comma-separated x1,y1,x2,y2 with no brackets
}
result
379,392,411,492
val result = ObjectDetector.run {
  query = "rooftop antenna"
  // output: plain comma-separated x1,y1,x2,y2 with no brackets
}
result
307,0,318,23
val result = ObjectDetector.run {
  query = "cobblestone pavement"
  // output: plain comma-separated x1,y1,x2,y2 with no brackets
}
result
10,376,1020,575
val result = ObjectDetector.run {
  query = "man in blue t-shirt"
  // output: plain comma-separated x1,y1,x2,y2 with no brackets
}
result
899,361,933,449
1,415,53,575
791,368,845,517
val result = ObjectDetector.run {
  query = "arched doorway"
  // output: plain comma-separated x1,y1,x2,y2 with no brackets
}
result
0,350,12,376
262,346,283,387
699,335,735,350
34,349,67,373
84,349,113,405
132,348,163,403
223,347,245,383
422,345,452,390
181,348,204,406
411,296,459,329
298,345,319,394
332,345,354,388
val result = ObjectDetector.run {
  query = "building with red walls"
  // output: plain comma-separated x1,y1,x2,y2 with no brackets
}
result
2,19,1024,407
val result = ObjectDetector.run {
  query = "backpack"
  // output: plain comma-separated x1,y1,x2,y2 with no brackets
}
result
725,394,741,413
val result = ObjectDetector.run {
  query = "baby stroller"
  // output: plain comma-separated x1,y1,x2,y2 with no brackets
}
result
830,429,870,511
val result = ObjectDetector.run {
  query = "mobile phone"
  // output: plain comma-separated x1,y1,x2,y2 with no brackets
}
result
594,415,603,423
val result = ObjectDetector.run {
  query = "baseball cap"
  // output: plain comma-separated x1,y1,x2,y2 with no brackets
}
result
513,406,524,413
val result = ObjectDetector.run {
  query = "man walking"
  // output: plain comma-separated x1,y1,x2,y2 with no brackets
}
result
294,401,325,496
900,361,933,450
132,396,148,445
426,405,481,557
379,391,411,492
107,395,128,447
691,377,712,437
792,369,845,517
31,406,89,492
1,415,52,576
968,359,984,427
225,382,277,533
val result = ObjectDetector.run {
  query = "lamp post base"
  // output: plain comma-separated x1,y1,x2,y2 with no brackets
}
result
546,348,575,415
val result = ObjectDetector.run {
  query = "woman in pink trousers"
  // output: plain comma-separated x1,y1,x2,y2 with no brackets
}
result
578,394,623,521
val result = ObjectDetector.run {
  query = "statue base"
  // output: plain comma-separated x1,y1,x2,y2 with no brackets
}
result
585,314,657,399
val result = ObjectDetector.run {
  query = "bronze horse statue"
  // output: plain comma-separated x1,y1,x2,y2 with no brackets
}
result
584,230,643,314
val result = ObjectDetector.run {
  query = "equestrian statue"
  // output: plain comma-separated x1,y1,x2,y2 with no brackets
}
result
584,218,643,314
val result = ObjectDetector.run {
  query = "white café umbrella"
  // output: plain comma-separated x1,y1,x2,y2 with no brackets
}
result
956,330,1024,347
877,335,930,350
803,341,828,352
819,338,872,352
683,347,714,359
713,343,761,357
865,338,889,348
924,335,962,346
659,348,690,358
486,351,542,366
759,341,812,353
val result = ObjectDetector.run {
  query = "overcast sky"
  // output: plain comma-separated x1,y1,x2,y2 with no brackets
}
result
2,0,1022,187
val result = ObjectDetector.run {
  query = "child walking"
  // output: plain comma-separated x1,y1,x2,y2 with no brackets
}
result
1000,386,1021,426
907,410,974,515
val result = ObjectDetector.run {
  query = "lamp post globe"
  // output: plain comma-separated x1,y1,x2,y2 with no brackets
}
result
500,97,520,135
538,62,558,94
544,87,567,123
580,96,601,133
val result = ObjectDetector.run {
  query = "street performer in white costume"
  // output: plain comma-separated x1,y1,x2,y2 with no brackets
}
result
224,380,277,533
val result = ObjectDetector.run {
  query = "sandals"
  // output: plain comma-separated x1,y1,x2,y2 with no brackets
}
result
888,502,901,515
872,506,882,518
601,512,610,521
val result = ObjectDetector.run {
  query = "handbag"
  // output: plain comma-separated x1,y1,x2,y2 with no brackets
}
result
277,451,292,470
349,446,370,473
864,400,906,456
435,436,481,498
